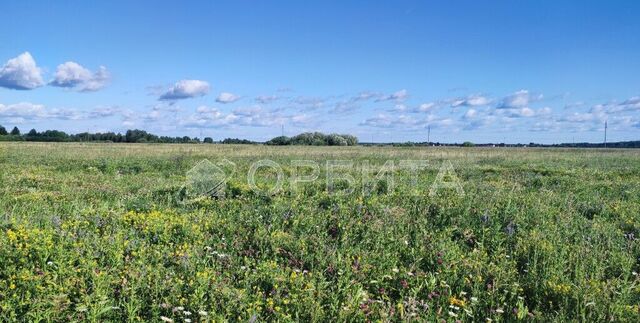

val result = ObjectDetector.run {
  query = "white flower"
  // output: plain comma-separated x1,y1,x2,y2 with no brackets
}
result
198,310,208,316
184,319,191,323
496,308,504,314
448,311,458,317
183,311,192,316
160,316,173,323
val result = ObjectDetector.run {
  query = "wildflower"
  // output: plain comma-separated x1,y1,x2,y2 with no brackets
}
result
160,316,173,322
198,310,208,316
449,296,466,307
448,311,458,317
392,268,399,273
184,319,191,323
495,308,504,314
183,311,192,316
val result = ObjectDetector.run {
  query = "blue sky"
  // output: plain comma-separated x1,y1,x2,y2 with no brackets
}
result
0,1,639,143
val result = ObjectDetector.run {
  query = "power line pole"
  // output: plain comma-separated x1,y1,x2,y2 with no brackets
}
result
427,125,430,145
604,121,608,148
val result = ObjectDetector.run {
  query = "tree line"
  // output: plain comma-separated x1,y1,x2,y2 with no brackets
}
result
0,126,359,145
0,126,208,143
266,132,358,146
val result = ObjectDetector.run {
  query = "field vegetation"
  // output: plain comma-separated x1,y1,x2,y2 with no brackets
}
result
1,142,639,321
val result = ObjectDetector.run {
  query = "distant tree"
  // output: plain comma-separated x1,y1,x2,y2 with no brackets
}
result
267,132,358,146
462,141,475,147
10,126,20,136
265,136,291,145
222,138,255,144
0,125,7,135
28,129,38,136
203,137,214,143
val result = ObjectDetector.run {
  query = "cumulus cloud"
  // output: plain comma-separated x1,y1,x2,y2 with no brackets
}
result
159,80,210,100
50,62,110,92
387,102,437,114
464,109,478,119
181,105,309,128
360,113,449,130
451,94,491,107
89,106,121,118
232,106,263,116
0,102,47,119
0,52,44,90
349,91,379,102
216,92,241,104
497,90,542,109
0,102,84,121
417,102,436,112
375,89,409,102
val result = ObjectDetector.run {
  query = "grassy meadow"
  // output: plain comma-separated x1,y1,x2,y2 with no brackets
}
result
1,142,640,322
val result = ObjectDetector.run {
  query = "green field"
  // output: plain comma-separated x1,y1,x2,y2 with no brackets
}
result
1,142,639,322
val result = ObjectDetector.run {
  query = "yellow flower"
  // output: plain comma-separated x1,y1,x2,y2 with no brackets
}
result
7,229,18,242
449,296,467,307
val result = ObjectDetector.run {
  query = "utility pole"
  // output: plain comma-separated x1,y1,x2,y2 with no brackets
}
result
604,121,608,148
427,125,431,145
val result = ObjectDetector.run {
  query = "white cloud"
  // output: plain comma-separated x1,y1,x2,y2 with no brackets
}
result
0,102,83,121
376,89,409,102
293,96,326,110
0,102,46,119
331,101,360,114
159,80,210,100
255,95,279,104
89,106,121,118
388,104,408,112
216,92,241,104
50,62,110,92
451,95,491,107
498,90,542,109
388,102,437,113
181,105,309,128
464,109,477,119
361,113,428,128
0,52,44,90
232,106,263,116
497,107,536,118
350,91,379,102
417,102,436,112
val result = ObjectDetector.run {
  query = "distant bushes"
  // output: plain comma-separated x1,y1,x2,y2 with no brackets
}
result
265,132,358,146
221,138,256,144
